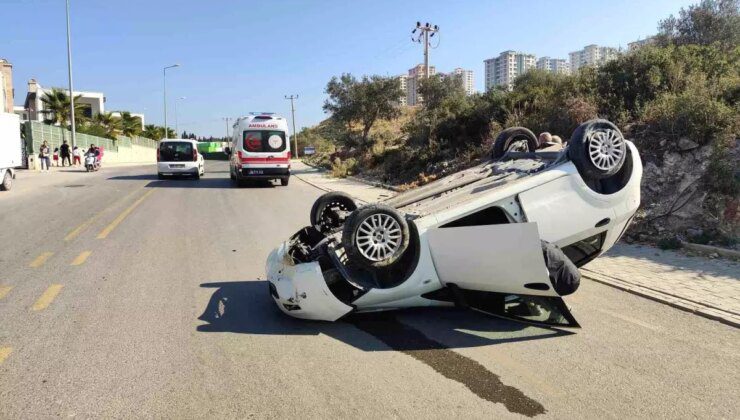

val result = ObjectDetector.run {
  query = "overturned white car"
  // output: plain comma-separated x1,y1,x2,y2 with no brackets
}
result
266,120,642,327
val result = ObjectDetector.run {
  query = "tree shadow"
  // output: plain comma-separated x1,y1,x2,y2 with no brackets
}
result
196,280,573,352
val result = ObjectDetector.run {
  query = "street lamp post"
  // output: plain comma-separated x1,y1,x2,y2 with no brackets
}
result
65,0,76,148
174,96,186,137
162,64,180,139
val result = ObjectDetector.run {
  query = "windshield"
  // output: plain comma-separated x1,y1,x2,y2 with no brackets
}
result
159,141,193,162
243,130,286,153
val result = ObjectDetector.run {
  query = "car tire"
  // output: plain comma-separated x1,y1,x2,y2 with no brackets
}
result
193,171,201,180
568,119,627,180
491,127,538,159
280,177,289,186
310,191,358,233
0,171,12,191
230,167,236,180
342,204,410,270
158,173,165,180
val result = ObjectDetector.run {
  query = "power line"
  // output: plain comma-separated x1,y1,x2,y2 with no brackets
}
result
284,95,299,158
411,21,439,78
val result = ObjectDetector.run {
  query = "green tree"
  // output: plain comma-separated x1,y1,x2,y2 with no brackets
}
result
40,88,86,127
142,124,160,140
94,112,122,138
657,0,740,49
323,74,402,149
119,112,142,137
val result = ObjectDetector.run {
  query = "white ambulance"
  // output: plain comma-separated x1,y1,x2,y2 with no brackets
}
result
228,113,291,187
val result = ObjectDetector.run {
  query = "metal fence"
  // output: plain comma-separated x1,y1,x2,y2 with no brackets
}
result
24,121,157,155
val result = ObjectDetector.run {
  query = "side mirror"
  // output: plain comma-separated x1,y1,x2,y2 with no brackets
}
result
224,147,231,156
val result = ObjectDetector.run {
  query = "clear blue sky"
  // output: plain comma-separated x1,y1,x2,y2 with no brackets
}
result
1,0,694,137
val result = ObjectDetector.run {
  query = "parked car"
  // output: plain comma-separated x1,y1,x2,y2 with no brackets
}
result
228,113,291,187
266,120,642,327
157,139,205,179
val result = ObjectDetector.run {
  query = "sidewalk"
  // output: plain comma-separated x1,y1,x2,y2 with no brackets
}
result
292,161,740,328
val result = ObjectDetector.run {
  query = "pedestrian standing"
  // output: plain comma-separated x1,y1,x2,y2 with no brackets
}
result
60,140,71,167
39,141,51,171
53,147,59,167
73,146,82,166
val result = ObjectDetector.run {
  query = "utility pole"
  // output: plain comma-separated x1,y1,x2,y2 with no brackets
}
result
222,117,230,140
284,95,299,158
162,64,180,139
65,0,76,148
411,22,439,78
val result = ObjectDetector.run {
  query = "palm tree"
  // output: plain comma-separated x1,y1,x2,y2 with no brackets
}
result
119,112,142,137
142,124,161,140
94,112,122,138
40,88,86,127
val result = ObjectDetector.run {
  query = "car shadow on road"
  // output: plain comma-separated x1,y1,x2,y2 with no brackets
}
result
197,280,563,416
107,174,277,189
196,280,572,351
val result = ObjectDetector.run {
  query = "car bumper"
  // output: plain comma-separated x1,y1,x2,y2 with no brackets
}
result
240,167,290,179
265,243,353,321
158,162,199,175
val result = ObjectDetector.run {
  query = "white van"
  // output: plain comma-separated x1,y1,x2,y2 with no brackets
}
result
157,139,205,179
228,113,290,186
0,112,21,191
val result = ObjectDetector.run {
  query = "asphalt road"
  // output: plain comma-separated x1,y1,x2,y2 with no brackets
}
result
1,160,738,419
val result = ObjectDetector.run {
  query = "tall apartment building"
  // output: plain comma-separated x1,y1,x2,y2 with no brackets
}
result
406,63,436,106
449,68,475,95
397,74,408,106
484,50,535,91
569,44,620,71
536,57,570,75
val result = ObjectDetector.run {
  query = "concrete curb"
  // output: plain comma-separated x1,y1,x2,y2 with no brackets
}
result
681,241,740,260
582,269,739,329
300,160,401,192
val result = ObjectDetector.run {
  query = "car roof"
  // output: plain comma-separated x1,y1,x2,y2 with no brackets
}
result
160,139,197,144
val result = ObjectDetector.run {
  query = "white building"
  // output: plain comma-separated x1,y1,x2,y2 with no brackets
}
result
449,68,475,95
569,44,620,71
0,59,13,114
406,64,436,106
397,74,408,106
23,79,106,123
484,50,536,91
536,57,570,75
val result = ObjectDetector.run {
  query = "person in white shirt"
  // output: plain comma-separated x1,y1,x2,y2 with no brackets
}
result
73,146,82,166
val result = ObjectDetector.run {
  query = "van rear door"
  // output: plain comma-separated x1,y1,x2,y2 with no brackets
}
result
160,141,194,162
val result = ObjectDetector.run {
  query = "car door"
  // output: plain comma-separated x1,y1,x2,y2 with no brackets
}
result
426,223,580,327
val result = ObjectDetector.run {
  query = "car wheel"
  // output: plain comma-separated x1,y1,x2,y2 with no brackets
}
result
310,191,358,233
280,177,289,186
342,204,410,270
193,171,201,180
568,119,626,180
491,127,538,159
230,166,236,180
157,173,165,180
0,171,12,191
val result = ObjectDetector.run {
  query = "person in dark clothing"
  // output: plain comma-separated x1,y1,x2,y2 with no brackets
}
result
60,140,71,166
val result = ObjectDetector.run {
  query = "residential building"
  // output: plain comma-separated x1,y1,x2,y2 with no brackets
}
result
484,50,536,91
569,44,620,71
449,68,475,95
397,74,408,106
628,36,655,51
111,111,146,130
536,57,570,75
23,79,105,123
0,59,13,114
13,106,29,120
406,63,436,106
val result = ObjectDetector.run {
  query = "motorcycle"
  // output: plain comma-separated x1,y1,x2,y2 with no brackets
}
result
84,153,100,172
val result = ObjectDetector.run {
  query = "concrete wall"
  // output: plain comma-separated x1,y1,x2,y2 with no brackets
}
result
24,121,157,170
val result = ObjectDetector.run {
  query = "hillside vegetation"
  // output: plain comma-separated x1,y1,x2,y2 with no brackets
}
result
300,0,739,247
